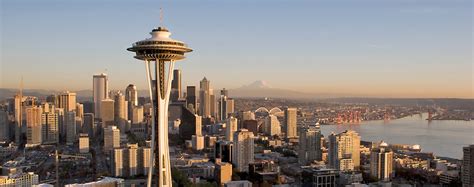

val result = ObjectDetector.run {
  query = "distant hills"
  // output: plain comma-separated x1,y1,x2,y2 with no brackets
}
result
1,80,472,108
228,80,316,99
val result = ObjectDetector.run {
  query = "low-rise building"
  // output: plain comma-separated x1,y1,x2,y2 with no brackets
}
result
0,172,39,186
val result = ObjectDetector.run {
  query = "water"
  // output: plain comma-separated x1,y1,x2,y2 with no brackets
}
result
320,113,474,159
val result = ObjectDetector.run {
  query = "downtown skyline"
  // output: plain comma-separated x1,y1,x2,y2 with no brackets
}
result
1,0,472,98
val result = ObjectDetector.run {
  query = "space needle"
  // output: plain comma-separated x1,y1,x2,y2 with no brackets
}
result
127,22,192,186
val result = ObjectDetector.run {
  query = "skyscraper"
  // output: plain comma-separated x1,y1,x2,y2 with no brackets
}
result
41,112,59,144
284,108,297,139
114,92,128,132
78,133,89,153
26,106,42,146
171,69,182,102
55,108,65,141
111,144,151,177
83,113,95,138
101,99,115,126
14,94,23,144
76,103,84,119
218,88,234,122
232,129,254,172
56,91,77,112
132,106,144,125
210,92,217,118
463,145,474,186
264,115,281,136
0,110,9,142
370,142,393,181
199,77,211,118
226,98,234,116
216,162,232,187
125,84,138,121
93,73,108,119
225,117,238,142
111,148,124,177
104,125,120,152
214,140,233,163
299,123,322,165
186,86,197,113
66,111,76,145
328,130,361,171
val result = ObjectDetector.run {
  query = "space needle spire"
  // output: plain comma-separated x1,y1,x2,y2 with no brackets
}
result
127,13,192,186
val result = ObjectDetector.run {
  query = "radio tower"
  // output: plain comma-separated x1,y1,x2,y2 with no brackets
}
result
127,13,193,186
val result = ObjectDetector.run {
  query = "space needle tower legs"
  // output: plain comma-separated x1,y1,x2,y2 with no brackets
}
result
144,59,174,187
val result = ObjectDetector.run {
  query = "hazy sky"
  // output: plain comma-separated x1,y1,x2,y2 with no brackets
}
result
1,0,472,98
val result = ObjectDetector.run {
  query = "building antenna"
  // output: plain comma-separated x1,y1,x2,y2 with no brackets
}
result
160,8,164,26
20,76,23,98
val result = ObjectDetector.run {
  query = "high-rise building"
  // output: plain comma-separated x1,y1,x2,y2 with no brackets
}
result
218,92,227,122
26,107,42,146
140,147,151,176
210,92,217,118
328,130,361,171
83,113,95,138
100,99,115,126
125,84,138,106
370,142,393,181
215,162,232,187
195,115,202,136
205,135,217,149
186,86,197,113
242,120,258,136
41,102,54,113
299,123,322,165
125,84,138,121
302,168,337,187
179,108,202,140
114,92,128,132
218,88,234,122
66,111,76,145
0,171,39,186
55,108,65,142
56,91,77,112
226,99,234,116
192,135,204,151
93,73,108,119
232,129,254,172
132,106,144,125
41,112,59,144
463,145,474,186
225,117,238,142
264,115,281,136
171,69,182,102
14,94,23,144
199,77,211,117
75,116,83,135
79,133,89,153
104,125,120,152
111,148,124,177
76,103,84,119
0,110,9,142
284,108,297,138
214,140,233,163
111,144,151,177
